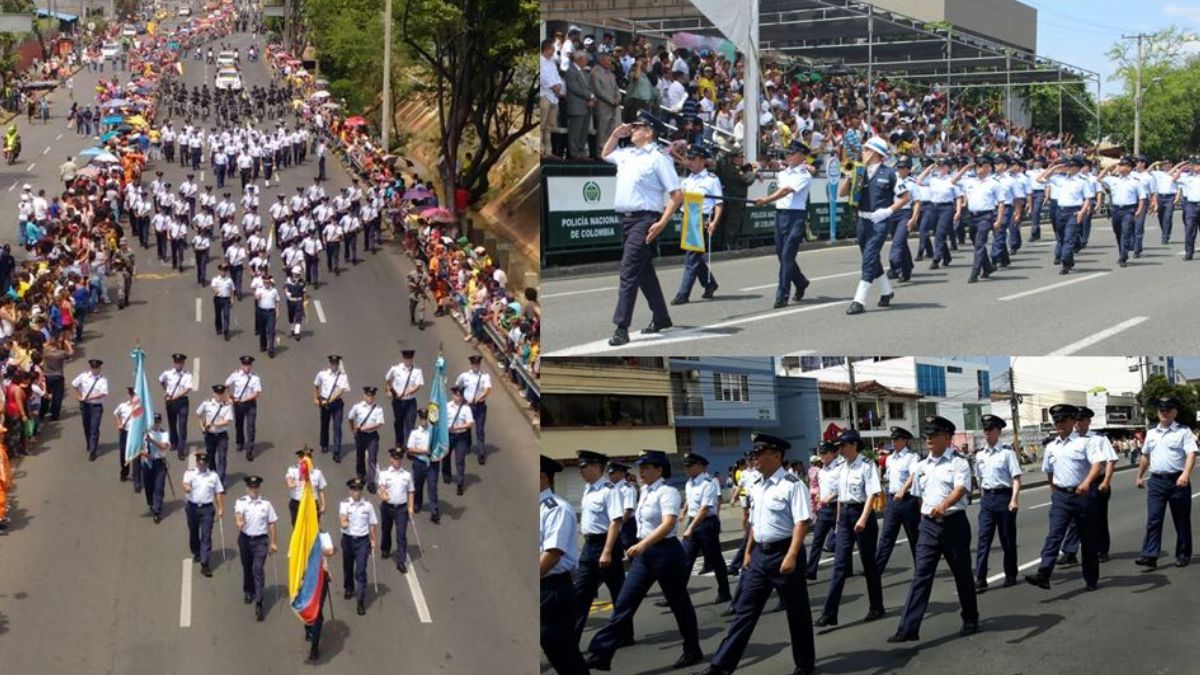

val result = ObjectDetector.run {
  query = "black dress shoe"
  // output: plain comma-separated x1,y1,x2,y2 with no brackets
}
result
673,651,704,669
89,453,97,462
255,603,264,621
1176,558,1190,567
878,292,893,308
246,449,254,461
1003,577,1017,587
670,296,689,306
344,590,354,600
975,579,988,593
1057,552,1078,566
357,602,365,616
1024,570,1050,589
431,513,441,524
720,605,736,616
644,318,673,333
1054,258,1062,265
1059,267,1069,275
714,593,732,605
794,278,810,302
814,614,837,627
929,261,940,270
1085,583,1098,591
773,299,788,309
201,565,212,577
959,622,979,637
1098,553,1111,563
702,283,719,299
887,632,919,643
381,550,391,559
608,328,630,346
153,514,161,524
654,598,671,608
864,607,885,622
307,644,320,662
245,593,253,604
584,653,612,671
1134,556,1157,568
967,275,978,283
846,302,864,315
397,561,407,573
456,485,464,496
1134,252,1142,258
367,483,377,494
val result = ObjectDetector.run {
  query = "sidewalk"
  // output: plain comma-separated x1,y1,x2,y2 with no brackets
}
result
716,462,1138,551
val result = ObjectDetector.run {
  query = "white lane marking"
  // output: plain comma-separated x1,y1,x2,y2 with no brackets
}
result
314,299,327,323
7,182,15,192
405,563,433,623
200,171,205,182
55,133,62,141
1029,501,1052,510
1193,491,1200,499
739,271,859,292
985,558,1042,584
25,163,35,172
180,558,193,627
42,146,49,155
1046,317,1149,356
267,226,274,251
195,297,202,322
547,300,843,356
193,357,201,389
997,272,1108,301
542,286,616,300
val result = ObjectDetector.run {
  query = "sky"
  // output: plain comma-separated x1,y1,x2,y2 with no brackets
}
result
985,356,1200,386
1020,0,1200,97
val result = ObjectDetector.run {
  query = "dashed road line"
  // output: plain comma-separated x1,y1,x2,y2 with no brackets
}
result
406,562,433,623
179,558,193,627
997,272,1108,301
1047,317,1148,356
314,299,327,323
195,297,202,322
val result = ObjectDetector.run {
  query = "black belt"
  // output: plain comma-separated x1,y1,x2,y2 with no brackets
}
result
241,532,268,539
617,210,657,217
970,209,995,216
777,208,806,213
356,429,380,435
1056,485,1079,492
923,511,966,522
982,487,1013,494
583,533,608,543
1112,204,1136,208
757,539,792,554
1059,205,1082,209
205,429,229,435
343,533,369,539
887,492,916,499
933,201,954,205
1150,471,1182,479
1032,189,1045,193
189,501,214,508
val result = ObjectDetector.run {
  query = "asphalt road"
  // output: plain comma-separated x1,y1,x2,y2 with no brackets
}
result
0,25,536,674
542,219,1197,357
548,475,1200,674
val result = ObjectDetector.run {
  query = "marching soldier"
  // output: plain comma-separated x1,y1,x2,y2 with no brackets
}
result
349,386,385,492
889,415,978,643
141,413,170,523
807,442,839,580
235,475,279,621
406,408,440,523
585,450,703,672
71,358,107,461
1135,396,1197,568
183,451,225,578
254,274,281,358
305,528,336,663
197,384,234,484
670,146,723,305
377,448,415,573
285,447,328,525
698,433,815,675
226,356,261,460
753,140,814,309
113,387,141,489
1026,404,1105,591
974,414,1022,591
284,269,306,340
607,461,638,552
875,426,920,574
314,355,349,461
838,136,909,314
340,477,378,616
817,429,885,627
385,349,423,450
159,353,193,460
456,355,492,464
1058,407,1117,564
540,455,590,675
573,450,629,645
211,264,235,340
679,452,730,604
441,384,475,496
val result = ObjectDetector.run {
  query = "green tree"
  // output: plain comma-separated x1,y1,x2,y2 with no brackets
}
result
1025,81,1094,140
399,0,538,209
1102,26,1200,158
1138,374,1199,428
302,0,388,114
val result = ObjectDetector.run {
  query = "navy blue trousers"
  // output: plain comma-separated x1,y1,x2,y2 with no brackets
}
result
875,494,919,574
1140,472,1193,562
896,512,978,637
1038,489,1098,585
681,516,729,598
1158,194,1176,243
1062,485,1110,556
1110,205,1135,264
80,401,102,458
573,535,629,644
773,209,808,303
1029,191,1045,239
391,397,417,450
1054,206,1081,268
233,401,256,451
888,209,913,279
443,431,471,486
542,572,589,674
712,540,815,673
823,502,883,618
975,488,1018,580
1133,204,1149,254
319,399,343,457
931,203,955,264
204,431,229,484
676,250,716,300
806,505,835,577
587,538,700,661
856,216,889,282
989,207,1011,264
186,501,216,565
238,532,269,603
142,458,167,516
380,502,410,567
1008,200,1024,251
915,202,934,258
612,212,669,329
166,397,190,459
1183,200,1200,258
412,459,440,516
969,211,995,278
470,402,488,454
354,431,380,486
341,533,370,602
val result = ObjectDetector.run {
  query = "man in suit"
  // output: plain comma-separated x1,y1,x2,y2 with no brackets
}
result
564,51,595,160
590,53,621,159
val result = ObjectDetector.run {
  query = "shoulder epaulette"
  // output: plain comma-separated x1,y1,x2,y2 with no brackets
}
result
783,473,800,483
541,497,558,510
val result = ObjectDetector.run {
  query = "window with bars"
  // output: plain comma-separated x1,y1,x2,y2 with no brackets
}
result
822,399,843,419
714,372,751,402
888,402,907,419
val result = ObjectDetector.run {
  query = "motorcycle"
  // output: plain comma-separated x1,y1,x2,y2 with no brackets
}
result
5,137,21,165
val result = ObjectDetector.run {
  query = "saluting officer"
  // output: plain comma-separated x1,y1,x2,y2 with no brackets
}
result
377,448,415,573
601,114,682,347
807,442,839,580
406,408,440,524
607,462,639,553
1058,406,1117,564
973,414,1022,592
1038,157,1091,273
235,475,279,621
226,356,262,459
72,358,108,461
339,477,378,616
285,447,327,524
197,384,234,483
586,450,702,672
159,353,193,461
349,386,385,492
671,146,723,305
314,355,350,460
817,429,885,627
951,155,1005,283
889,415,978,643
875,426,921,574
700,433,815,675
385,350,423,450
573,450,629,645
455,355,492,464
679,452,731,604
441,384,475,496
540,455,590,675
754,139,814,309
1026,404,1106,591
1135,396,1197,568
183,451,225,577
141,413,170,523
1097,156,1146,267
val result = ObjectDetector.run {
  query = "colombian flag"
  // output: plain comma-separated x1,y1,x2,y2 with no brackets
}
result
288,456,325,624
680,191,706,253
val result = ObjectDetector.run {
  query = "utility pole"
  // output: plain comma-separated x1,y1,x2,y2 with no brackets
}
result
847,358,859,431
380,0,392,151
1123,33,1151,156
1008,365,1022,459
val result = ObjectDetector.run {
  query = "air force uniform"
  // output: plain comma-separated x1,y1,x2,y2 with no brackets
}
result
235,484,277,610
875,435,921,574
1139,412,1197,566
339,483,378,609
974,430,1023,586
539,457,588,675
572,451,628,644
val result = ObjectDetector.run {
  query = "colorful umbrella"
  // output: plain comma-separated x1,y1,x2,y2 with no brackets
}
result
344,116,367,127
126,115,148,128
77,147,104,158
403,186,432,201
99,130,120,142
102,114,124,125
90,151,120,164
420,207,455,223
101,99,130,109
309,90,331,100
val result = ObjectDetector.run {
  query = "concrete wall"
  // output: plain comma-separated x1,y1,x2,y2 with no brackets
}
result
872,0,1037,52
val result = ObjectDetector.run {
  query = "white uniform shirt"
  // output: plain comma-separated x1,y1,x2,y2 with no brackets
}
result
884,448,921,494
833,455,881,504
225,370,262,402
681,169,723,215
314,369,349,401
286,465,327,501
775,164,813,210
580,479,623,535
604,145,680,213
255,285,280,309
959,175,1003,212
612,478,637,512
378,465,414,506
211,275,234,297
540,488,578,575
455,369,492,404
1142,422,1199,474
1042,432,1106,487
636,478,681,539
975,443,1023,489
747,466,811,544
236,494,278,536
339,497,378,536
684,472,718,518
197,397,233,431
72,371,109,402
913,452,971,515
386,363,424,399
183,468,224,504
445,400,474,431
406,426,431,461
348,400,384,431
114,400,136,429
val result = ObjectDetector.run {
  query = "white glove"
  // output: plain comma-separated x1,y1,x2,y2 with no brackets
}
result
869,207,894,223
